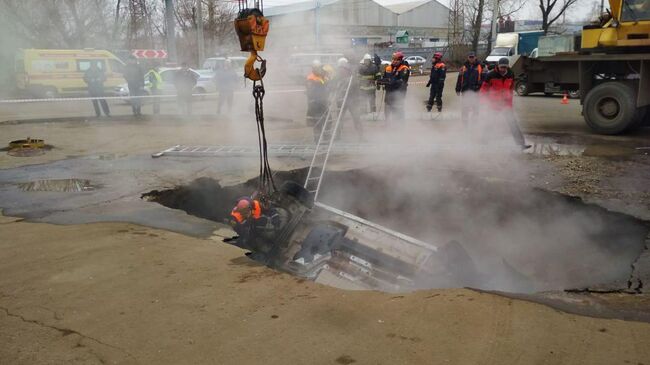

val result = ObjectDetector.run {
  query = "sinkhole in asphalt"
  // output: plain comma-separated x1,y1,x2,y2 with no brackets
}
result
143,168,649,293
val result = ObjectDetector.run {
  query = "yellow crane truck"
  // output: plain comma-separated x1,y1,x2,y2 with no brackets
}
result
513,0,650,134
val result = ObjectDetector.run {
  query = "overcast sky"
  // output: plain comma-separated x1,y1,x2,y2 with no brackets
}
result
264,0,598,22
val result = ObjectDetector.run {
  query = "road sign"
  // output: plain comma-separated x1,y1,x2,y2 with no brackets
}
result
131,49,168,59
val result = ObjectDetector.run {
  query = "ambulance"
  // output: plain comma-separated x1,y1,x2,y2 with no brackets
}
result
15,49,125,98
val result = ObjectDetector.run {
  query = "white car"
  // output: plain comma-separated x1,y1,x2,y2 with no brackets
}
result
114,67,216,99
405,56,426,65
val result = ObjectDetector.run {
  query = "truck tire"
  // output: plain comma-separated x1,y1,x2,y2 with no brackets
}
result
584,82,639,135
515,82,529,96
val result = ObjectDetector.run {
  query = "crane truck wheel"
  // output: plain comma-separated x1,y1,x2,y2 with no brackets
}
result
584,82,639,135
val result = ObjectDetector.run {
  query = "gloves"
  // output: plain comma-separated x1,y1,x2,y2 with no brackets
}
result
425,82,431,88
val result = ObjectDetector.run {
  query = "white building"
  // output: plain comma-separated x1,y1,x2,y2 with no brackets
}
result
264,0,449,51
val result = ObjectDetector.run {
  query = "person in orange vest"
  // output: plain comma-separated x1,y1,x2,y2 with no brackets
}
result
426,52,446,112
480,57,528,149
229,196,280,249
306,60,330,142
379,51,410,122
455,51,483,125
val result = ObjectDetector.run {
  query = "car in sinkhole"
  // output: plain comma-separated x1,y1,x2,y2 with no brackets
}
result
225,180,509,293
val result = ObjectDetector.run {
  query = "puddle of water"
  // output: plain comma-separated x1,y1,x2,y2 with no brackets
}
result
525,135,647,158
19,179,96,192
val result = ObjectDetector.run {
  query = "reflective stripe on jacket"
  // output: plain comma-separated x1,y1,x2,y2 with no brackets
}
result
383,62,410,92
231,199,262,224
455,61,483,93
145,69,163,90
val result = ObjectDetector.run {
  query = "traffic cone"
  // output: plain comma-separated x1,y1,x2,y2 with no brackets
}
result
561,92,569,105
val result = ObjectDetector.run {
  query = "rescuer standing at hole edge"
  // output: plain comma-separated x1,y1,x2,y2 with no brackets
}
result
379,51,410,122
480,57,528,149
426,52,446,112
306,60,330,142
358,53,381,117
455,51,483,126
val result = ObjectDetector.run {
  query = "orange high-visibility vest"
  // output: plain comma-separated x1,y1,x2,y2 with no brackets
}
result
231,200,262,224
385,64,409,73
307,72,325,84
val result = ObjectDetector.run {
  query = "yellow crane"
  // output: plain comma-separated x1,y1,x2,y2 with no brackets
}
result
582,0,650,50
514,0,650,134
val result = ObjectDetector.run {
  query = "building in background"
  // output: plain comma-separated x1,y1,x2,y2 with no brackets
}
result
264,0,449,52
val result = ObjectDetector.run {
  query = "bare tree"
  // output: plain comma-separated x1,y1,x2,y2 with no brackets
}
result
464,0,525,54
538,0,581,34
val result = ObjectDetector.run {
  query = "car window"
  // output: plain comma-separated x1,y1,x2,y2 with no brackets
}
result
16,59,25,73
32,60,69,72
108,59,124,74
77,59,105,72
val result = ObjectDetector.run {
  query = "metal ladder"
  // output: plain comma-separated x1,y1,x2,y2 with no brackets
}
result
304,76,353,201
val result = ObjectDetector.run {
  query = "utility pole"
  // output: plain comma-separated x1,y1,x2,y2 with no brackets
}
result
600,0,604,14
165,0,178,64
490,0,499,52
197,0,205,67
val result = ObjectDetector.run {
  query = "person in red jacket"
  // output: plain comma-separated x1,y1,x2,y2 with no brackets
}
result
480,57,527,149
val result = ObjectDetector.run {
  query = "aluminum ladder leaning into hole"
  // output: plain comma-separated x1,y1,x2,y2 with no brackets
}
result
303,76,353,201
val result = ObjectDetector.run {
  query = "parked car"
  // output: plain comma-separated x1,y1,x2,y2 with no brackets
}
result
202,56,247,71
404,56,426,75
114,67,215,101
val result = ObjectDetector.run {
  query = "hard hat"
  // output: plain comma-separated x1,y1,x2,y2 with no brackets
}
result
363,54,372,61
311,59,322,72
235,198,251,212
337,57,349,67
392,51,404,60
433,52,443,59
498,57,510,66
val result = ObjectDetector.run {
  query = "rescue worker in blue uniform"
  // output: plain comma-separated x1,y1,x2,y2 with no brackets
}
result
426,52,446,112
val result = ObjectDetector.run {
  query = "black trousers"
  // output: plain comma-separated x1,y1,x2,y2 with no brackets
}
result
385,90,405,122
427,84,444,110
89,90,110,116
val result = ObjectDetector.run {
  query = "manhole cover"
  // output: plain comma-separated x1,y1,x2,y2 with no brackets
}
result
6,137,49,157
19,179,96,192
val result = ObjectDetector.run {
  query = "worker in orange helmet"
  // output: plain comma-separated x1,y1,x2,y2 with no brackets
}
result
378,51,410,122
426,51,446,112
228,196,281,252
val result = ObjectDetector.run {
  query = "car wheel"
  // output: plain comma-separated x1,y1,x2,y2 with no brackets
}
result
515,82,529,96
39,87,58,99
193,87,206,100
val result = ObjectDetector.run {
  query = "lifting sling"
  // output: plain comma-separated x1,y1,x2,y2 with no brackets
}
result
235,0,275,198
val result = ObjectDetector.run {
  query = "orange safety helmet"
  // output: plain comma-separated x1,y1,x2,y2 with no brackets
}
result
235,198,251,212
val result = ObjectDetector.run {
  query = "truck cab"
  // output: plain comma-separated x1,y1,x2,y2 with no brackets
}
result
582,0,650,50
486,31,544,66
